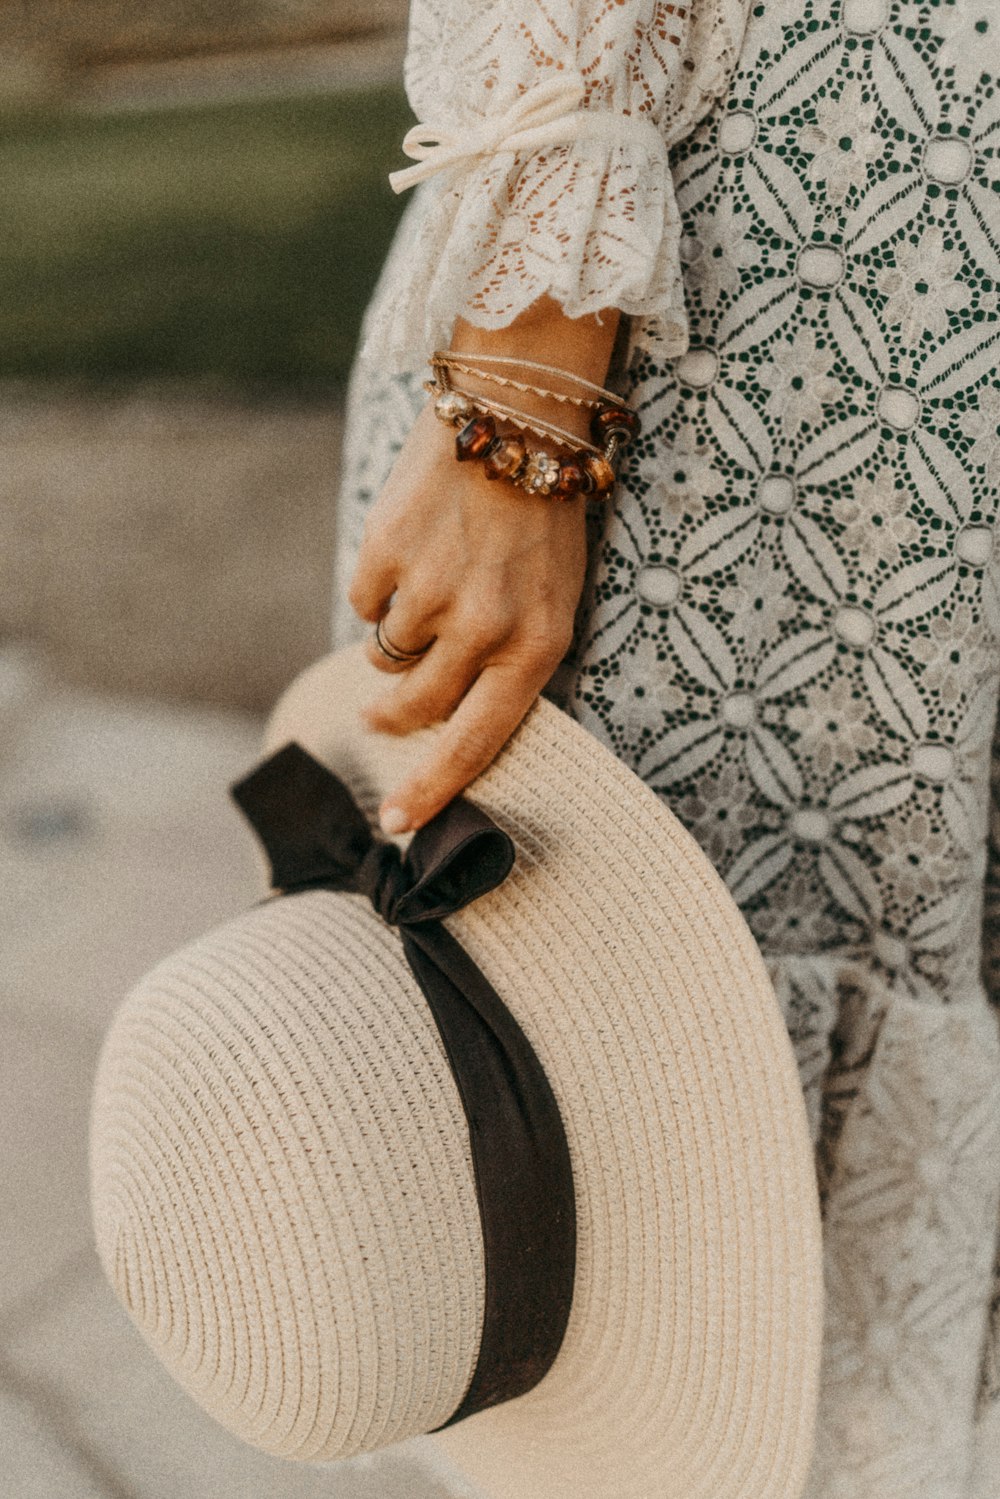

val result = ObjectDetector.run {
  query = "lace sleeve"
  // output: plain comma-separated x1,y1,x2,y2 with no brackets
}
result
357,0,751,377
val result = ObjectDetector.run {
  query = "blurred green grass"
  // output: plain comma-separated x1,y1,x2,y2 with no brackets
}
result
1,86,414,392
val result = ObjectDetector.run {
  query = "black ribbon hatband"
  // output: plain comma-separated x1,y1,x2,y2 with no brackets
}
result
229,741,576,1429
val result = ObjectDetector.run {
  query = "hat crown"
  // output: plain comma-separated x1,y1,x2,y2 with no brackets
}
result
90,889,487,1459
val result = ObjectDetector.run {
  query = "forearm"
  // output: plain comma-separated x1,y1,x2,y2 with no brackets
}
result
449,295,622,445
351,304,617,828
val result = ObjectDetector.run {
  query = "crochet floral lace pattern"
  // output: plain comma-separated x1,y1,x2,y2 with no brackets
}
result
334,3,1000,1494
358,0,751,374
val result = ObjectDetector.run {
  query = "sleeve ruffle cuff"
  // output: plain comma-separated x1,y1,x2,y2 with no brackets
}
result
357,134,692,378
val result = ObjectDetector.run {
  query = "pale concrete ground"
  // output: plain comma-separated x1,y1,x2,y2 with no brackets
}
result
0,644,469,1499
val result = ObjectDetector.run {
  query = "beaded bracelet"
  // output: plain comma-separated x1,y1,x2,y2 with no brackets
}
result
426,357,641,501
430,352,641,444
427,379,616,499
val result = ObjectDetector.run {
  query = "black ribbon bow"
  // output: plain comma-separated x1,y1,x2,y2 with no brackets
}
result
230,741,576,1429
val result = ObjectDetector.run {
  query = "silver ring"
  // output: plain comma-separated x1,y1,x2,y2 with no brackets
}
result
374,616,433,663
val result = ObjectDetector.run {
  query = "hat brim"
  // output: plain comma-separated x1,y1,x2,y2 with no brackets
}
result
261,643,824,1499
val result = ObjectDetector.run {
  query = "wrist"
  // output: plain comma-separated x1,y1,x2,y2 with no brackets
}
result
446,295,623,449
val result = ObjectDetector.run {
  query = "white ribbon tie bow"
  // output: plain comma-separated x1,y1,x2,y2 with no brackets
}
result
388,69,667,195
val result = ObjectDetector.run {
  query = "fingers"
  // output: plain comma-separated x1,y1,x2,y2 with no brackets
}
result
346,529,398,624
365,587,527,722
362,635,485,730
362,593,440,675
352,500,413,623
374,653,556,833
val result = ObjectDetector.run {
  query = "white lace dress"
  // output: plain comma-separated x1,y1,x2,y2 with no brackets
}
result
330,3,1000,1495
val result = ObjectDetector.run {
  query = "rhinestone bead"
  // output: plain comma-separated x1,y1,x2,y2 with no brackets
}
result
580,451,616,495
521,450,562,495
589,402,641,445
434,389,474,426
483,433,528,480
455,414,497,460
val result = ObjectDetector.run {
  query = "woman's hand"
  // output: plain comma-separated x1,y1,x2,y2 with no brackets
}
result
346,294,621,835
347,396,589,834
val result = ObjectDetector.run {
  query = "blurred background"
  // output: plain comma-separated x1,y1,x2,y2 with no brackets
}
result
3,0,414,709
2,5,471,1496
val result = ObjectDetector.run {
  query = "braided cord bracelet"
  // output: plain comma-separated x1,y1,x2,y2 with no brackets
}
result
425,379,604,455
431,349,630,407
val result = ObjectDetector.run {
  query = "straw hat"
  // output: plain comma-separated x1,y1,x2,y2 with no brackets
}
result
89,640,824,1499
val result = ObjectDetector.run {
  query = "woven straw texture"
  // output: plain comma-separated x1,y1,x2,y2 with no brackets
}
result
89,643,824,1499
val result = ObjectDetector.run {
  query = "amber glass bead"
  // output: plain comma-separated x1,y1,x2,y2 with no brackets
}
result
483,433,528,480
455,414,497,461
589,402,641,445
571,451,596,493
580,451,616,495
552,459,586,500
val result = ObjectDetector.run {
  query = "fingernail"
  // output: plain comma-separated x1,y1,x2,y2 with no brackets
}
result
379,805,409,835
